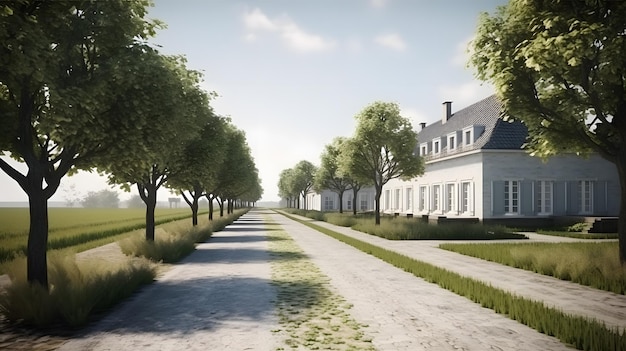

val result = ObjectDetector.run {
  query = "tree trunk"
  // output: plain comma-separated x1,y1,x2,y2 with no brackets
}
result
191,197,198,226
616,155,626,264
219,199,224,217
207,195,214,220
26,186,49,288
374,185,382,225
139,183,158,241
352,187,360,215
338,190,344,214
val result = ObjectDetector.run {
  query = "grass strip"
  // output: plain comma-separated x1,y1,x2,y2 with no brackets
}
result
279,212,626,351
264,216,375,351
440,242,626,295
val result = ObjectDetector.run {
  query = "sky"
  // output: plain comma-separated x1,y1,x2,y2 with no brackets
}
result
0,0,507,204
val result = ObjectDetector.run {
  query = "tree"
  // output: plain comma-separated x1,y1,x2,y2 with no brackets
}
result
0,0,159,287
126,195,146,208
340,102,423,224
470,0,626,262
81,189,120,208
167,113,228,226
292,161,317,210
103,52,210,241
278,168,298,208
315,137,352,213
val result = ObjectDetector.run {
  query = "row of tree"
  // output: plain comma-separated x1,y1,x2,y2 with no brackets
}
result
278,101,424,225
0,1,261,288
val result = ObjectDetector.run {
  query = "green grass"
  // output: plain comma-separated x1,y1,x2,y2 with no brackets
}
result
536,230,619,240
279,211,626,351
0,208,209,265
120,209,247,263
265,216,375,351
0,252,156,327
283,208,526,240
440,242,626,294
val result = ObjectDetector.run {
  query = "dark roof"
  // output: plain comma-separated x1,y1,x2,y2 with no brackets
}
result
417,95,527,150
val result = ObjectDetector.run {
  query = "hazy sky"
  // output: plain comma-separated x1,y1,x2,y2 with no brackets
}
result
0,0,507,203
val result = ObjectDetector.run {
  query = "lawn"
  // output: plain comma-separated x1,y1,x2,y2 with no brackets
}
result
440,241,626,294
0,207,206,266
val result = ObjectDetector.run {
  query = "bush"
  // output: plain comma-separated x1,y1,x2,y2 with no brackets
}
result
324,213,357,227
0,253,155,327
567,222,588,232
352,216,525,240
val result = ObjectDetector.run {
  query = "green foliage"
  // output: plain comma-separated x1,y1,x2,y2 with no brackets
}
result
537,230,618,240
440,242,626,294
81,189,121,208
567,223,589,233
283,212,626,351
324,213,358,227
0,253,156,327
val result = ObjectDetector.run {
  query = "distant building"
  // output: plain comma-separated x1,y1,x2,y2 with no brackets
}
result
305,187,376,212
382,95,620,227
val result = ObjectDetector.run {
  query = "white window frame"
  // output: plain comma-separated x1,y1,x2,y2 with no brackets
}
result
394,189,400,210
384,189,390,210
504,180,520,214
360,193,369,211
433,138,441,154
463,127,473,147
433,184,441,212
579,180,594,214
324,195,334,211
406,187,413,212
447,132,457,151
461,181,471,213
446,183,456,213
419,185,427,212
346,195,352,210
420,143,428,156
537,180,553,215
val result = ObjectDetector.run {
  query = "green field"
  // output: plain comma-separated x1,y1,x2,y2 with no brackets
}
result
0,207,204,266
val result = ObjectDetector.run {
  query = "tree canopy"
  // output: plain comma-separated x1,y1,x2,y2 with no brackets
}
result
470,0,626,261
0,0,160,287
315,137,352,213
340,101,423,224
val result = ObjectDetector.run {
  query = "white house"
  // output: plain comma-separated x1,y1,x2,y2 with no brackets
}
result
382,95,620,227
305,187,377,212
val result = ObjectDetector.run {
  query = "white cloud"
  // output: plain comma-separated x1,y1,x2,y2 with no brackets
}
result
369,0,390,9
400,106,430,131
374,33,407,51
242,8,335,53
451,35,474,67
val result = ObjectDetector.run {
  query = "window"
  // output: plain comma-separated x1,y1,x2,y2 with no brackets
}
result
433,139,441,154
384,189,390,210
347,197,352,210
537,181,553,215
394,189,401,209
420,143,428,156
433,185,441,211
419,186,427,211
446,183,455,213
406,188,413,211
447,132,458,151
324,196,334,211
360,194,368,210
461,182,471,213
579,180,593,214
504,180,519,214
464,130,472,145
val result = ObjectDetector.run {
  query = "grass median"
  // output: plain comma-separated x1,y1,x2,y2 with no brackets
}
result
278,211,626,351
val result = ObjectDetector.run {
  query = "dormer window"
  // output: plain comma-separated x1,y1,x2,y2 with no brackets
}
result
433,138,441,154
463,128,473,146
420,142,428,156
447,131,459,151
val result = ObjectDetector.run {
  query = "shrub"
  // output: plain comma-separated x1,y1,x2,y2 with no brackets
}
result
0,253,155,327
352,216,525,240
324,213,357,227
568,222,588,232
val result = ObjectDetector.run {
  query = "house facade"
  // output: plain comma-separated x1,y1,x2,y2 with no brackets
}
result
305,187,377,212
382,95,620,225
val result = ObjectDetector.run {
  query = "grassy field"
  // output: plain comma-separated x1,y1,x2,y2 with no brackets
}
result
0,207,206,267
439,242,626,294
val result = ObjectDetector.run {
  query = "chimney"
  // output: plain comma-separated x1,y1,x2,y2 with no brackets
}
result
442,101,452,124
419,122,426,130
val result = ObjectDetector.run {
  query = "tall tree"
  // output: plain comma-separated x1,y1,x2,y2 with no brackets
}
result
0,0,159,287
278,168,297,208
292,160,317,210
470,0,626,262
340,102,423,224
315,137,351,213
104,52,210,241
168,113,228,226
